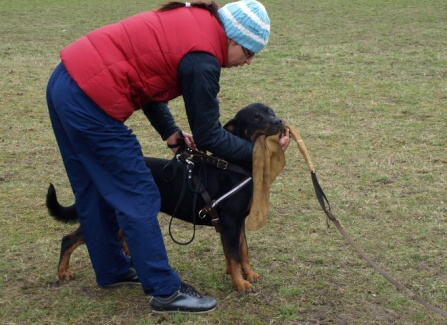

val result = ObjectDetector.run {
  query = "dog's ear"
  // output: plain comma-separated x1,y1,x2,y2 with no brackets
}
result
223,119,239,135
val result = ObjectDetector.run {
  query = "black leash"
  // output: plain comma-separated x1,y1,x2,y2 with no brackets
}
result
161,153,200,245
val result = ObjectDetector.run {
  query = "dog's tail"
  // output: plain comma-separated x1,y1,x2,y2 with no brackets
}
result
46,183,79,224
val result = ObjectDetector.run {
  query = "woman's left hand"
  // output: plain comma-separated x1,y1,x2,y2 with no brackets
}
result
279,129,290,152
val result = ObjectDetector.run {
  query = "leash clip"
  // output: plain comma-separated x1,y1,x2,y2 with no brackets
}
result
184,159,194,167
176,148,194,167
175,149,195,179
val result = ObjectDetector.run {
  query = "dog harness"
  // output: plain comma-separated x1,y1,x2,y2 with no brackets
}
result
167,147,252,241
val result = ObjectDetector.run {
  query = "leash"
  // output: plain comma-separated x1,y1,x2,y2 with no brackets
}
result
287,125,447,318
161,152,199,245
312,172,447,318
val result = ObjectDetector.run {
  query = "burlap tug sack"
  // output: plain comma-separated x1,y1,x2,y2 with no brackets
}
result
246,125,316,231
245,132,285,231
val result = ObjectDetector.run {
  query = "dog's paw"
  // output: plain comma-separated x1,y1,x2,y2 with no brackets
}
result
245,270,260,282
234,279,256,293
58,269,75,281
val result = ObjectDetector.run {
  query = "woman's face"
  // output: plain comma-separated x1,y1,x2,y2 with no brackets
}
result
226,39,254,68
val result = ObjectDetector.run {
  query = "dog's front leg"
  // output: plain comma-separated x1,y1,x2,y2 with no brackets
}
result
239,227,260,283
222,228,257,293
224,252,255,293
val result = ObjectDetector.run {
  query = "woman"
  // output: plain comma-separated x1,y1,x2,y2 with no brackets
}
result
46,0,288,314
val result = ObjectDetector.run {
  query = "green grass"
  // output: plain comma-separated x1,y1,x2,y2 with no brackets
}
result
1,0,447,324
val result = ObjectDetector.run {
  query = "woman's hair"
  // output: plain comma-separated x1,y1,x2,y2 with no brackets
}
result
158,1,220,20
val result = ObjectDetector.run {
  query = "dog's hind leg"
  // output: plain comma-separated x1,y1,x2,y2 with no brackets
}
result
58,226,85,280
239,226,260,283
118,230,130,256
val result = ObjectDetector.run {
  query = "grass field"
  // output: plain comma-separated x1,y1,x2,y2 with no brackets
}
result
1,0,446,324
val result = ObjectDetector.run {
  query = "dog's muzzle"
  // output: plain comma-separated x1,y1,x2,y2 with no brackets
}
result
274,118,284,129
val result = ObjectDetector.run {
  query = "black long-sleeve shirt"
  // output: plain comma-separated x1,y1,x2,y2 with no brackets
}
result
142,52,253,166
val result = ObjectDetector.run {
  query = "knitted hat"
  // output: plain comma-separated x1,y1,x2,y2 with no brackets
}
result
218,0,270,54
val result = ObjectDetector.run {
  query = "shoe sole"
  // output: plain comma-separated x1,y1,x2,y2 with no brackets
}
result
101,281,141,289
151,305,217,314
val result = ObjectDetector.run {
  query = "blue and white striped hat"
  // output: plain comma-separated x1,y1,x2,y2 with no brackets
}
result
218,0,270,54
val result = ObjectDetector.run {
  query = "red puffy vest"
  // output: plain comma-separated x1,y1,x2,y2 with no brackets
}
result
60,8,228,122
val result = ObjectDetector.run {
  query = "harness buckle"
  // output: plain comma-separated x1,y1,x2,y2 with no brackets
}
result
198,200,221,232
216,159,228,169
198,199,216,219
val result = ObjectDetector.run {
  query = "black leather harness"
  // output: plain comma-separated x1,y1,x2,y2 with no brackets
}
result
166,147,251,243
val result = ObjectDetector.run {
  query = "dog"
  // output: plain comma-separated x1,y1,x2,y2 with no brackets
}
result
46,102,285,292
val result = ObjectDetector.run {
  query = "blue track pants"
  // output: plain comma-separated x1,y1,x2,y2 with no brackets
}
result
46,62,180,295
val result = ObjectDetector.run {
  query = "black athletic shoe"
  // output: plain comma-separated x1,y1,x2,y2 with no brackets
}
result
101,267,140,288
150,282,217,314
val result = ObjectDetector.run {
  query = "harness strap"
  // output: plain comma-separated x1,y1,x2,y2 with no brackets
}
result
180,147,251,176
198,177,252,232
191,174,222,232
198,199,221,232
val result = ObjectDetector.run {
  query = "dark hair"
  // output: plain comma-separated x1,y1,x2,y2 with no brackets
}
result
158,1,220,20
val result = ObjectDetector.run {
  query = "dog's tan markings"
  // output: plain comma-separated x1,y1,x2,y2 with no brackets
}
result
58,231,129,281
58,237,85,280
250,130,263,141
118,230,130,256
223,230,258,292
239,229,260,283
225,255,255,292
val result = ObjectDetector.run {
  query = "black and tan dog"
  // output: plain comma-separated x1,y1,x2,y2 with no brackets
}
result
46,102,284,292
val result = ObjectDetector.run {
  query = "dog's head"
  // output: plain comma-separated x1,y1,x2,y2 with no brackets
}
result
223,103,284,141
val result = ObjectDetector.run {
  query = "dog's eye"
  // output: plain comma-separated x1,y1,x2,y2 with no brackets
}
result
252,116,261,123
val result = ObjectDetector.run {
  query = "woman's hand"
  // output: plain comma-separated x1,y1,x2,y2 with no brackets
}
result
279,128,290,152
181,131,196,149
166,130,196,153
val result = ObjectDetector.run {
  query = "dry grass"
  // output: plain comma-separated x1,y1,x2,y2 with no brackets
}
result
1,0,446,324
